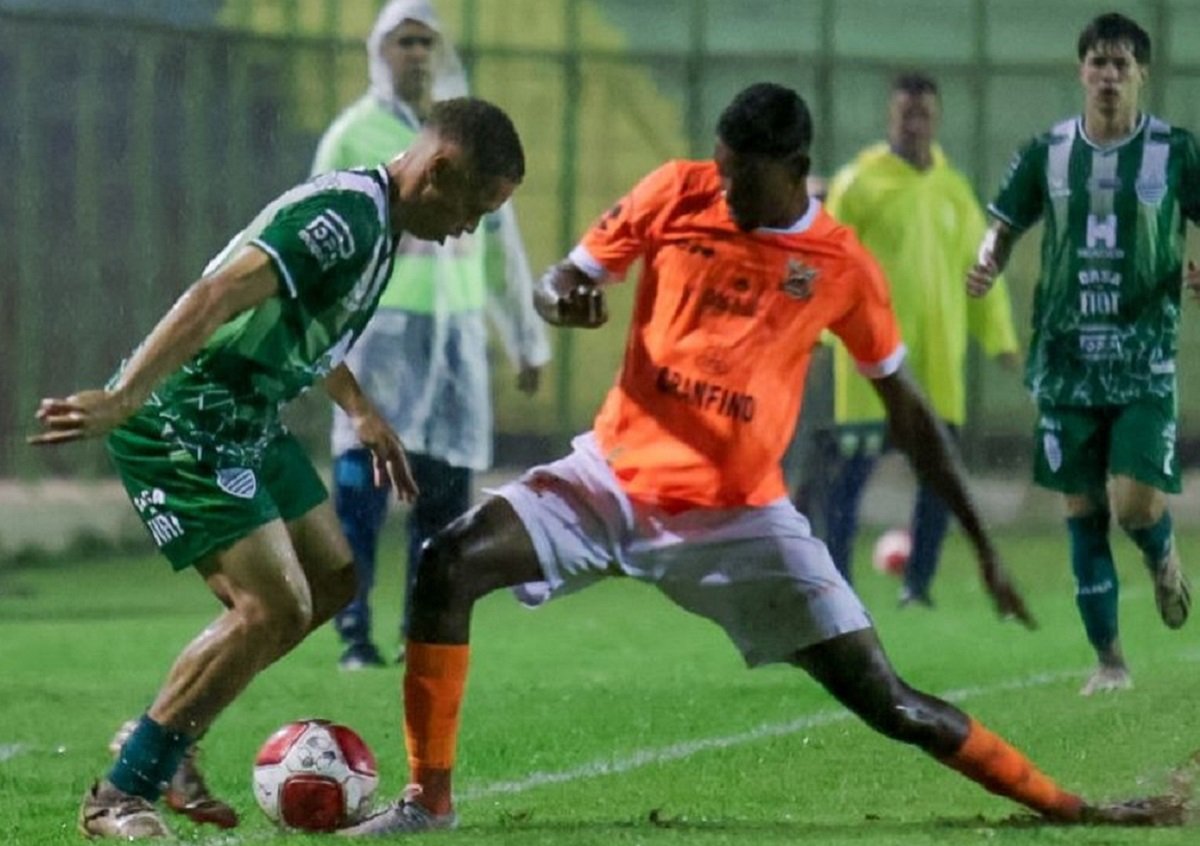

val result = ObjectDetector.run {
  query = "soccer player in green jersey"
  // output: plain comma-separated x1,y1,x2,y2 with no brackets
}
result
968,12,1198,696
30,97,524,840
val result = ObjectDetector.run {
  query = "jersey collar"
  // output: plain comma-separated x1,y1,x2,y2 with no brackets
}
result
757,198,821,235
1077,112,1147,152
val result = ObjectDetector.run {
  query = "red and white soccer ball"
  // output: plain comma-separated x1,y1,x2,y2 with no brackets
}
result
252,719,378,832
872,528,911,577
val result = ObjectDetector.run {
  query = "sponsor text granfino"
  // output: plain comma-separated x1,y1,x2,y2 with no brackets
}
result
656,367,756,421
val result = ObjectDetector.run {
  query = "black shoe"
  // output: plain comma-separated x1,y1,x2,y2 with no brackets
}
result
338,643,386,671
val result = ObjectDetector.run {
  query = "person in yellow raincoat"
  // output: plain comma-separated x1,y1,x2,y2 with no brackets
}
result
822,71,1019,604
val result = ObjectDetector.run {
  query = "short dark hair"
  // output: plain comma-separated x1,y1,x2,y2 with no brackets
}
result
892,71,939,98
427,97,525,184
717,82,813,159
1077,12,1151,65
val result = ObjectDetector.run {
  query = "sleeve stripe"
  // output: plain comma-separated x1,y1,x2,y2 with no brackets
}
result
250,238,298,298
986,203,1018,228
568,245,608,280
856,343,907,379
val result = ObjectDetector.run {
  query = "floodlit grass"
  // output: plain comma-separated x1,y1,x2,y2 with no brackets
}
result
2,525,1199,844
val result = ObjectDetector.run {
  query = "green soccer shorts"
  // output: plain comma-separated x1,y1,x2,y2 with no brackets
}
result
1033,393,1180,495
107,417,328,570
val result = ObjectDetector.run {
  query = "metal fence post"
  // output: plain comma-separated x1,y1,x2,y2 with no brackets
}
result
554,0,582,446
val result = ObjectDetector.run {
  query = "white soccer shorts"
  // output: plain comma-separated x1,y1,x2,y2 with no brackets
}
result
492,433,872,666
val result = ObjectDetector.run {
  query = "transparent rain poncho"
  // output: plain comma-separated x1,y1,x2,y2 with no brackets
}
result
321,0,550,470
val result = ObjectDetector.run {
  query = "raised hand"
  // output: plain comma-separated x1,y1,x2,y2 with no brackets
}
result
534,262,608,328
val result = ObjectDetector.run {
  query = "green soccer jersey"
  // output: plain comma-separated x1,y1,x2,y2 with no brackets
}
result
990,114,1200,405
120,167,398,467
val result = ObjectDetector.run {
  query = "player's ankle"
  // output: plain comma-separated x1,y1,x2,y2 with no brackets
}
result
1096,644,1126,669
1052,792,1084,822
411,767,453,815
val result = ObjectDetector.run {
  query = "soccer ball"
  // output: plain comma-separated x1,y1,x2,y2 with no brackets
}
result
252,719,378,831
872,528,911,576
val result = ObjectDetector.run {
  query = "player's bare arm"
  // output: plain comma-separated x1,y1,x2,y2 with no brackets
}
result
533,261,608,328
872,368,1036,629
966,220,1017,298
323,363,418,503
30,247,281,446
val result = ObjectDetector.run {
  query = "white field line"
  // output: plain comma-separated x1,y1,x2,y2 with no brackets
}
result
456,667,1086,803
190,665,1093,844
18,651,1198,846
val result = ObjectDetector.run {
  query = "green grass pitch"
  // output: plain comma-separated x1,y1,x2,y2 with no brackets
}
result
2,526,1199,844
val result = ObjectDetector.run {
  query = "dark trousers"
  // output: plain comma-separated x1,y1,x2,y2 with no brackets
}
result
823,422,956,598
332,448,472,647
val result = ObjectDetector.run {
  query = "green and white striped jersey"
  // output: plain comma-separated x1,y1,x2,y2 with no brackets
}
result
125,166,398,467
990,114,1200,405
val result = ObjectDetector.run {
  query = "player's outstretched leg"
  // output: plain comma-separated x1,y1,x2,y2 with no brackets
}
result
792,628,1181,825
83,522,327,839
341,498,545,838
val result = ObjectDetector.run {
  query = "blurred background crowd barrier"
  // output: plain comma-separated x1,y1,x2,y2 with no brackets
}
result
4,0,1200,480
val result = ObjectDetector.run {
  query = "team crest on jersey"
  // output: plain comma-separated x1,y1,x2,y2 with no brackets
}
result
780,259,818,300
1136,178,1167,204
1042,433,1063,473
299,211,356,271
217,468,258,499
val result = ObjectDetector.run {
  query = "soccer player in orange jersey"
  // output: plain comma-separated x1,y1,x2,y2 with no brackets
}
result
343,83,1181,836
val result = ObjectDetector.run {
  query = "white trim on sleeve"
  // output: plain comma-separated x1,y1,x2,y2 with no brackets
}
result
986,204,1018,228
568,245,608,280
250,239,298,298
856,343,907,379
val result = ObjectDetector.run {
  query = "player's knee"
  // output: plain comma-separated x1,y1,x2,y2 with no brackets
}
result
238,586,314,652
412,527,486,610
1114,501,1160,533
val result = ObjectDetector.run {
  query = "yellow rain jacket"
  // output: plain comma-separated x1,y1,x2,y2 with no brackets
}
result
826,143,1018,425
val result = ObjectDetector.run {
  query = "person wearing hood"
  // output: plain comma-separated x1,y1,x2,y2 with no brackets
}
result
312,0,550,670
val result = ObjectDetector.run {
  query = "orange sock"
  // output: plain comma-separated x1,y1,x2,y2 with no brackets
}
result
940,718,1082,821
403,641,470,813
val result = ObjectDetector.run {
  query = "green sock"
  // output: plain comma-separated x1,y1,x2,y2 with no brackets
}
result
1127,510,1173,572
107,714,192,800
1067,512,1119,653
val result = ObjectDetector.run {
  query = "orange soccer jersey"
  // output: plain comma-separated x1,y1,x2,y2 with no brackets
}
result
578,160,904,510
